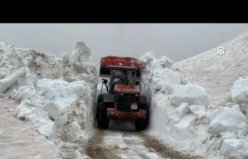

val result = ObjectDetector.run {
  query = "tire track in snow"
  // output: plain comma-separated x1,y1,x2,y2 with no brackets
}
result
88,121,201,159
85,130,121,159
140,133,202,159
121,131,164,159
102,121,164,159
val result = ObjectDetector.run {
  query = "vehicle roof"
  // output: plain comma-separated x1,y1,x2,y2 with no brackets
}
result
101,56,141,69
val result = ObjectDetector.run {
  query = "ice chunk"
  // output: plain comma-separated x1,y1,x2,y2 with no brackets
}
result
140,52,173,69
176,103,190,116
207,105,247,134
171,84,209,106
231,76,248,103
43,102,63,121
71,42,91,63
189,105,206,118
220,139,248,159
38,122,55,139
0,67,25,93
152,55,174,69
140,52,156,69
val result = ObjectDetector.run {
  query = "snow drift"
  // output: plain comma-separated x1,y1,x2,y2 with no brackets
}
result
0,42,97,158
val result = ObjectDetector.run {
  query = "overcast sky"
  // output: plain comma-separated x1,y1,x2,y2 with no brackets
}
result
0,24,248,63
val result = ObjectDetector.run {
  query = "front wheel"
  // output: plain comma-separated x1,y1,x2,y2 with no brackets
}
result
135,109,149,131
97,101,109,129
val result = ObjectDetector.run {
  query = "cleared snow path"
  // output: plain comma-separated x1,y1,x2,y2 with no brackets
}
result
86,130,164,159
86,122,200,159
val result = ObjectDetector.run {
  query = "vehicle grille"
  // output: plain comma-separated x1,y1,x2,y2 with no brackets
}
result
116,94,139,112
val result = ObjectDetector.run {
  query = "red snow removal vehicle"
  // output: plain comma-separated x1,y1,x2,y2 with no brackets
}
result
96,56,149,130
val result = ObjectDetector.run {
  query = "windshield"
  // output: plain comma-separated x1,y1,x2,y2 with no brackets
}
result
111,69,136,85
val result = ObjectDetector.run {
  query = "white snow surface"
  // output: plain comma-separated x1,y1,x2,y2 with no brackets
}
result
171,84,209,106
0,42,97,158
141,48,248,158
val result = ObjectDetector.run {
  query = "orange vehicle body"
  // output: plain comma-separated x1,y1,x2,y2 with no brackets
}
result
107,108,147,121
101,56,141,69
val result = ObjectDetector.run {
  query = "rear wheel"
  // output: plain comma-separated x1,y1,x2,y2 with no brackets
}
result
97,100,109,129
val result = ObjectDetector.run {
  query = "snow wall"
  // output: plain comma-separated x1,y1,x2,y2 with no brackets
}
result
141,52,248,159
0,42,97,159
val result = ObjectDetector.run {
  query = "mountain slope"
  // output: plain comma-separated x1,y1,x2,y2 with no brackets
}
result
174,32,248,107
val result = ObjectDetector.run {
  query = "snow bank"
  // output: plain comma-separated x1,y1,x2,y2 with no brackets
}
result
39,79,91,121
0,42,97,158
141,53,210,157
141,53,248,158
142,32,248,158
231,76,248,103
171,84,209,106
143,52,248,158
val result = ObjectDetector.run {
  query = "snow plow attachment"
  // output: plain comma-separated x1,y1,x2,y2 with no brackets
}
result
100,56,141,76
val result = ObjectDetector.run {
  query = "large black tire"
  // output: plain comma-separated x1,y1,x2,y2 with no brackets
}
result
135,107,149,131
97,99,109,129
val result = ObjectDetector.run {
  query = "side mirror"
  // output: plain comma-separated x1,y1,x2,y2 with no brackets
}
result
102,79,108,84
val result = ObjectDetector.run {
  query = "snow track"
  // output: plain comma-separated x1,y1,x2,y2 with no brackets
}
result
86,125,199,159
86,130,120,159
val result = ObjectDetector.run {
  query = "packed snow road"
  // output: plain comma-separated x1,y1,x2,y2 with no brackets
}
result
0,97,56,159
85,122,199,159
